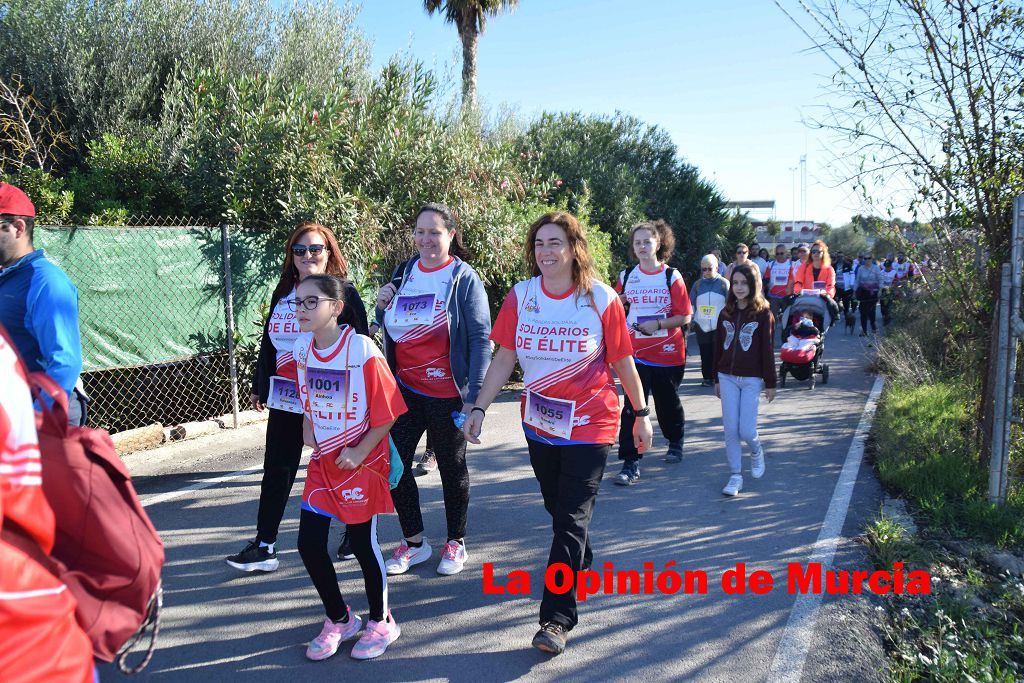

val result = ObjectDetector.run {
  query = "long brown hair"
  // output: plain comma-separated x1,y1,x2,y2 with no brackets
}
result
723,263,769,316
629,218,676,263
271,222,349,302
524,211,598,300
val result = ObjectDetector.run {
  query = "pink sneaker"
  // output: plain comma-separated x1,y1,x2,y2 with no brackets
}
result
305,608,362,661
350,611,401,660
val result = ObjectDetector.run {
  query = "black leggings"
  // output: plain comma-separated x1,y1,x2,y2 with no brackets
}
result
859,296,879,333
389,387,469,541
255,408,304,544
297,509,387,623
618,361,685,462
695,327,715,381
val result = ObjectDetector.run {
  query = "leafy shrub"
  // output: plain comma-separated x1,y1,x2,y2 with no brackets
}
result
4,168,73,224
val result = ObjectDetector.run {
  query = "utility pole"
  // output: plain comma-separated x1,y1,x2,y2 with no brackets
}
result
799,154,807,222
789,166,797,230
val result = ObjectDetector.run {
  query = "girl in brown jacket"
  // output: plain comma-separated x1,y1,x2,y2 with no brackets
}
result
713,264,776,496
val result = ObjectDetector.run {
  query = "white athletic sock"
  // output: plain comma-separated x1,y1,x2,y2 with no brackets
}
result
259,541,275,553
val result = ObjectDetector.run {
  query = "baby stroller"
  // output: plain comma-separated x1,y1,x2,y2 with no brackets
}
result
778,294,834,389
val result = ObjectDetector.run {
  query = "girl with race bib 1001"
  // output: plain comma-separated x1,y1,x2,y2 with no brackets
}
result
613,219,692,484
292,275,407,662
463,211,653,657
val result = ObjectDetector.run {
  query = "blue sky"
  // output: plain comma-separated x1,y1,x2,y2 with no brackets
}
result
354,1,866,226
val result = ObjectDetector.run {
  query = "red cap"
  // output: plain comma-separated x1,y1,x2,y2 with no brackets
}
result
0,183,35,217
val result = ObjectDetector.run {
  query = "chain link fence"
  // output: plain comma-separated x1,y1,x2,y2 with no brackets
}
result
39,218,279,435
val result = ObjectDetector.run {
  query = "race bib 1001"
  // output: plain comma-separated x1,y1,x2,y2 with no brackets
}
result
267,375,303,413
524,390,576,440
306,367,350,413
636,313,668,338
392,293,436,326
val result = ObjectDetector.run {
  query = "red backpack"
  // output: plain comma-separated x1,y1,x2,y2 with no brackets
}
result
2,373,165,673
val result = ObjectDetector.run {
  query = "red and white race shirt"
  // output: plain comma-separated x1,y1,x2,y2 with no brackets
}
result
294,327,407,524
615,264,692,367
881,269,897,288
765,259,792,297
894,261,911,280
268,287,301,380
789,259,803,286
491,277,632,445
383,258,459,398
0,329,94,682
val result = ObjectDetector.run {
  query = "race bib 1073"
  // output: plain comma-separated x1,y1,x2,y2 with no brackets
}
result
392,293,436,326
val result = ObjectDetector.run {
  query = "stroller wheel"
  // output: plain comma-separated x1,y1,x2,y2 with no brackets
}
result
822,364,830,384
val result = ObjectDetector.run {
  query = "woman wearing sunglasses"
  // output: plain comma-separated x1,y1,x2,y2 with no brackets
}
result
791,239,837,299
226,222,368,573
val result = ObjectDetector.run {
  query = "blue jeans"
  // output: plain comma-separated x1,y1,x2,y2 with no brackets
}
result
718,373,763,474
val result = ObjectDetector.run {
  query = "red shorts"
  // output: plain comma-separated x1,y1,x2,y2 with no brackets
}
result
301,441,394,524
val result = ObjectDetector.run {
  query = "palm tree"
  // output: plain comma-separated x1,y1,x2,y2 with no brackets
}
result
423,0,518,111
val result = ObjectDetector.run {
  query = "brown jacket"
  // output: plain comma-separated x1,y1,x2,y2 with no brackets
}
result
713,305,776,388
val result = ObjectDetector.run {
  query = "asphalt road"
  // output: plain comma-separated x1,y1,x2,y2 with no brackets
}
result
102,325,889,682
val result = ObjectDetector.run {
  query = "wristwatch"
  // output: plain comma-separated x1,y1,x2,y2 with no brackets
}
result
634,406,651,417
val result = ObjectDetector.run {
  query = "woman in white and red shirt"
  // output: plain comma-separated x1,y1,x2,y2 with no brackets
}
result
226,222,368,573
375,203,491,578
614,219,692,483
464,211,653,656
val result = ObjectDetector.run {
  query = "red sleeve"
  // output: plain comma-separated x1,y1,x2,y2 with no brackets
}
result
614,271,624,295
363,356,407,428
602,296,633,364
824,266,837,297
670,276,692,316
490,288,519,349
792,263,804,293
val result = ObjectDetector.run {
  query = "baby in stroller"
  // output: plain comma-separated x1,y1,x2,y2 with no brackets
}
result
778,306,830,388
781,312,821,356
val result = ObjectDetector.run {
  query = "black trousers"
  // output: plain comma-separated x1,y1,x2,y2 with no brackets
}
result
527,441,608,631
695,327,716,381
859,295,879,333
836,288,853,315
389,386,469,541
255,408,305,544
880,289,894,325
298,509,387,623
618,362,685,463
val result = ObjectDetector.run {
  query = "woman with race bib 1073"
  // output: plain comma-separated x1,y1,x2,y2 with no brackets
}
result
463,211,653,656
374,203,491,577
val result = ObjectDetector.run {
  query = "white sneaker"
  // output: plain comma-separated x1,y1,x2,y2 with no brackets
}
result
436,539,468,575
385,539,432,575
750,449,766,479
722,474,743,497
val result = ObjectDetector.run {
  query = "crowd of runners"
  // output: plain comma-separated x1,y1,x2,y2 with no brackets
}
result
0,178,922,675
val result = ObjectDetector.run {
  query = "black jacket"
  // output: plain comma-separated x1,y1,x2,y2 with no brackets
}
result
251,280,368,402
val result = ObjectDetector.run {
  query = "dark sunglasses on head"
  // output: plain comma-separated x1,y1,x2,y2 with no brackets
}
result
292,244,326,257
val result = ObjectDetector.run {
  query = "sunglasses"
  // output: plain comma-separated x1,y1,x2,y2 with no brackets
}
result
291,244,326,257
810,249,822,255
736,251,748,256
286,296,337,311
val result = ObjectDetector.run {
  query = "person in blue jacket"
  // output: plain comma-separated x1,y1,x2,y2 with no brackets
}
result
0,183,85,425
374,203,491,578
690,254,730,387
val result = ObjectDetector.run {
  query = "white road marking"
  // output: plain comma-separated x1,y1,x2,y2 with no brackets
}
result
766,374,886,683
140,466,264,507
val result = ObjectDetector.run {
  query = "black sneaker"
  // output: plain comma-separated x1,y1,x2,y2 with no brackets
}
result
225,540,279,572
337,529,355,561
532,622,568,654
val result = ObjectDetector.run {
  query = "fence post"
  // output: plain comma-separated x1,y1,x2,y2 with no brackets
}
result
222,223,240,429
989,264,1011,503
